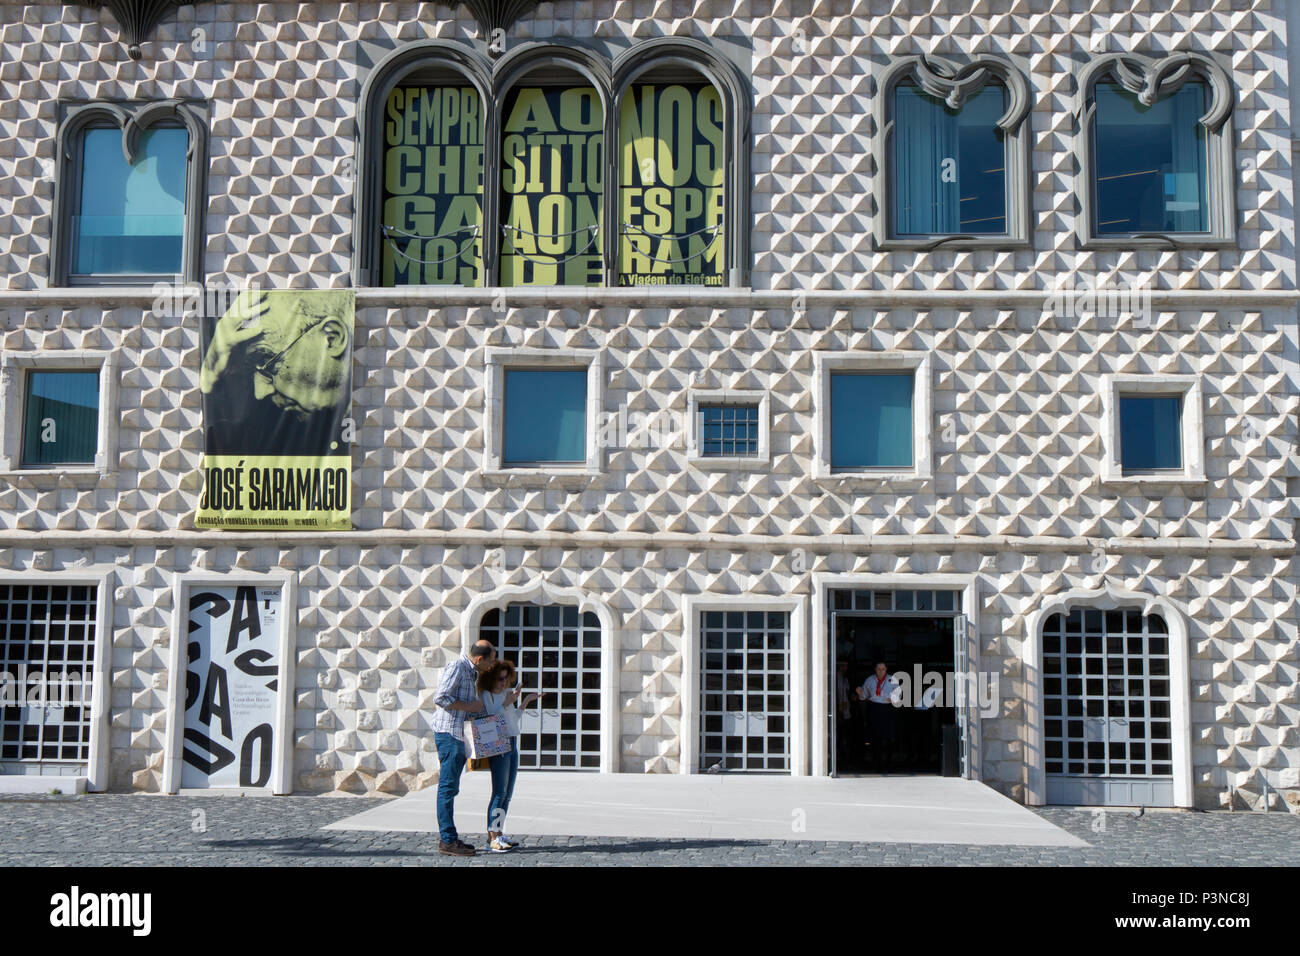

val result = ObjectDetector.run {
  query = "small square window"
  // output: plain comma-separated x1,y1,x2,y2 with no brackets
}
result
698,403,759,458
830,372,914,470
1119,394,1183,472
21,371,100,468
502,368,587,466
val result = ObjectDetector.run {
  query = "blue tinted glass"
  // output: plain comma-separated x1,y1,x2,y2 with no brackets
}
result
1120,395,1182,471
73,126,187,275
503,369,587,464
1094,82,1208,234
830,372,913,469
700,403,759,457
22,371,99,466
893,83,1006,235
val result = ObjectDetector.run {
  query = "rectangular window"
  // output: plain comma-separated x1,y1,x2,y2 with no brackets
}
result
72,126,188,277
830,371,914,470
698,403,759,458
502,368,587,465
21,370,100,467
1119,394,1183,472
893,83,1006,235
1094,82,1208,234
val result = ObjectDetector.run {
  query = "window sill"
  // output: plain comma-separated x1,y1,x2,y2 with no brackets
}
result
0,467,108,485
1078,235,1236,252
480,468,598,487
1101,474,1208,490
813,471,930,488
686,454,770,471
876,236,1031,252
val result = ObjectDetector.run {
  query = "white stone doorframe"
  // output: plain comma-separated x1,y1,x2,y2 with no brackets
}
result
162,571,299,795
0,569,113,792
459,580,621,774
810,573,982,779
680,594,809,777
1023,583,1194,808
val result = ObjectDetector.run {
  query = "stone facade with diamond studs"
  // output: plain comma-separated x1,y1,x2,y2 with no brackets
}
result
0,1,1297,810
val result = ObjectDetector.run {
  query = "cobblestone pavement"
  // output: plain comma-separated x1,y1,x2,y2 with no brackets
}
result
0,793,1296,866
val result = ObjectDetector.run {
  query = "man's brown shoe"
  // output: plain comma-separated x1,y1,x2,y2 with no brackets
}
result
439,840,475,857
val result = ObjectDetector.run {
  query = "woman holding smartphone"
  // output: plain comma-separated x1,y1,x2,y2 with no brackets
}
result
477,659,541,853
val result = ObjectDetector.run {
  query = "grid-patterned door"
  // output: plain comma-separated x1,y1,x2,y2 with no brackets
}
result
479,603,602,770
1043,608,1175,806
699,610,790,772
0,583,97,776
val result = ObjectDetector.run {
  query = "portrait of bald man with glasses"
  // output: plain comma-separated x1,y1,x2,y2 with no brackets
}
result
200,289,354,457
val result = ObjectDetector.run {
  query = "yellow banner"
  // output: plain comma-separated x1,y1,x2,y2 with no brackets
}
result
197,456,351,531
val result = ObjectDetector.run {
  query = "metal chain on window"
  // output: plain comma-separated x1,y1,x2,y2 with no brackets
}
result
620,221,722,264
381,223,480,266
500,223,602,265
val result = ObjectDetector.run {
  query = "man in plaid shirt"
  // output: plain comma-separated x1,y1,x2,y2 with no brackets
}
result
432,639,496,857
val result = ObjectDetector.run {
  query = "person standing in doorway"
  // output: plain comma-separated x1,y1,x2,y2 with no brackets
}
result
856,661,900,774
431,639,496,857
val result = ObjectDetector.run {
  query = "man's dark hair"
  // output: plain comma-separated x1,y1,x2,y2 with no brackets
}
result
469,640,496,661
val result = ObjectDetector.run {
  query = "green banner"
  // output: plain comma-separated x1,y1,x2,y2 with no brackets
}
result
500,85,604,286
381,85,484,286
197,290,354,530
619,83,725,286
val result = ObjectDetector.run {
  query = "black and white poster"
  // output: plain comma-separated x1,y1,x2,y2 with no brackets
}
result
181,585,283,789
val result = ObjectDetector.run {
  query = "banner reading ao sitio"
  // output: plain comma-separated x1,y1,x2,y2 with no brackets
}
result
197,289,354,530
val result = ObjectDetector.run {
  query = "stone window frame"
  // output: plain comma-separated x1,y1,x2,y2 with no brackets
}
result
0,350,119,481
483,347,605,478
1075,51,1237,250
1100,373,1206,486
0,569,114,795
680,593,808,776
685,387,770,470
162,571,299,795
353,37,752,288
874,54,1033,251
1023,583,1194,808
812,350,934,483
49,99,209,287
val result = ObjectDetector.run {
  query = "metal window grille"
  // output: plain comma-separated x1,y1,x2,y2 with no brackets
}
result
479,602,601,770
698,403,759,458
1043,609,1173,778
0,583,96,771
830,588,961,615
699,609,790,772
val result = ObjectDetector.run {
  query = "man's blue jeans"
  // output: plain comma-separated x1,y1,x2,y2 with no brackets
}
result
487,739,519,834
434,731,467,845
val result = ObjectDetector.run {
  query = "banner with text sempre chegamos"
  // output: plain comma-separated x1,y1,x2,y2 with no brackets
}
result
197,290,354,531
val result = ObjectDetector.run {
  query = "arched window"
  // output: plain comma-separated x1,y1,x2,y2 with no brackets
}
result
354,38,751,288
50,100,208,286
356,41,491,288
876,55,1031,250
495,59,607,286
1077,52,1236,248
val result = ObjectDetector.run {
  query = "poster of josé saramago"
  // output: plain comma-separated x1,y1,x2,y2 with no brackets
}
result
196,289,354,531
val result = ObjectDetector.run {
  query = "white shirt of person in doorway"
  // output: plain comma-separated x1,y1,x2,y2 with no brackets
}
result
856,664,903,705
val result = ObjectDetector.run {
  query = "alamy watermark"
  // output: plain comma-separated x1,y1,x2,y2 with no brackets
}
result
1043,278,1152,327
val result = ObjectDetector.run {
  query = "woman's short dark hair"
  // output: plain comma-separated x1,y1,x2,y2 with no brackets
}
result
477,658,516,694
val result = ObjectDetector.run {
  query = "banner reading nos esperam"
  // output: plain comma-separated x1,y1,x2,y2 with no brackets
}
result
197,290,354,530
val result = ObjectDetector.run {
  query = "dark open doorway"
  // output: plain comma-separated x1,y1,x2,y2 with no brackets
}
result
833,615,957,775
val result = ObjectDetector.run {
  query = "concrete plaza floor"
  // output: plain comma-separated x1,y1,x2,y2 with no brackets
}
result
325,772,1087,847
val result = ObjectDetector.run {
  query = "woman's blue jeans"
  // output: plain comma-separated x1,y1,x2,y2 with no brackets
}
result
487,739,519,834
